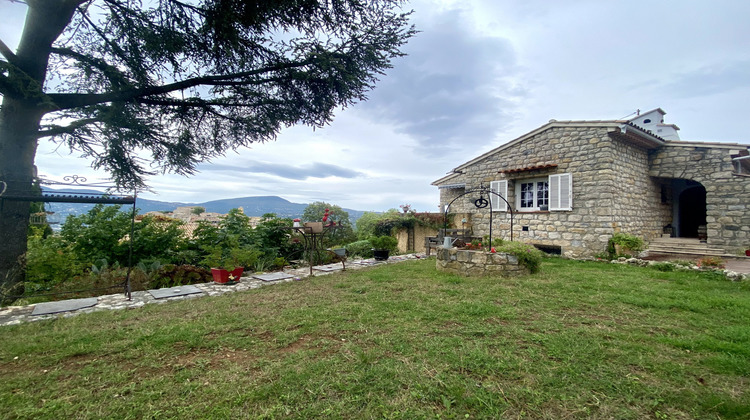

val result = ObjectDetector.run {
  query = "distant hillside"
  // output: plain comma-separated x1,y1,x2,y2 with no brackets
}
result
197,195,307,217
39,188,367,225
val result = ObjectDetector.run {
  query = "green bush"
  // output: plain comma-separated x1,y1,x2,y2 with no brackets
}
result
497,241,544,273
25,235,85,286
200,246,261,270
345,240,374,258
651,262,676,272
607,232,644,257
273,257,288,269
368,235,398,251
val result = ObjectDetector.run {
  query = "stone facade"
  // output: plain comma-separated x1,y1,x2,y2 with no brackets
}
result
649,143,750,253
433,120,750,258
436,248,530,277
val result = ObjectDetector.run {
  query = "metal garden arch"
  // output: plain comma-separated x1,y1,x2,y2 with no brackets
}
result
443,183,514,247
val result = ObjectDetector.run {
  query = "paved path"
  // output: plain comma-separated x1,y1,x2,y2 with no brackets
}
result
726,258,750,274
0,254,426,327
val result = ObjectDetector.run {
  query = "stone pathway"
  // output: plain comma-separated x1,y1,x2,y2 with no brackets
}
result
0,254,427,327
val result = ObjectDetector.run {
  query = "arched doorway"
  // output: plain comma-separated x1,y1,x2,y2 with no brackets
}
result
677,184,706,238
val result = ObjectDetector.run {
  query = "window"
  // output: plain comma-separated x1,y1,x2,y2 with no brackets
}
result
491,173,571,212
490,180,507,211
548,173,572,211
517,178,549,211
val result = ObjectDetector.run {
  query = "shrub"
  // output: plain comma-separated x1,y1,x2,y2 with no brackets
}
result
369,235,398,251
273,257,288,270
497,241,544,273
345,240,374,258
25,235,85,286
651,262,676,272
670,259,694,267
201,246,261,270
607,232,644,257
697,256,725,269
482,236,504,248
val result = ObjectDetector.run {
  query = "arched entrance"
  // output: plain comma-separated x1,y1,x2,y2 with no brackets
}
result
676,182,706,238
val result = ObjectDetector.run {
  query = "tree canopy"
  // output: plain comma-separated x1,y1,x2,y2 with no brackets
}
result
1,0,414,188
0,0,414,292
302,201,356,245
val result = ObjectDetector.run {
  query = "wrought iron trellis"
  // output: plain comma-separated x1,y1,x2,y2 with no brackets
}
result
442,183,514,246
0,175,137,300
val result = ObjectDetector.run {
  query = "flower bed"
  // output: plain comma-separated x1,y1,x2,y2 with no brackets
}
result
436,248,530,277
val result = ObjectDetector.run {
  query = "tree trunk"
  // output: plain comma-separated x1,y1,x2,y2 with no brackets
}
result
0,0,81,299
0,98,41,297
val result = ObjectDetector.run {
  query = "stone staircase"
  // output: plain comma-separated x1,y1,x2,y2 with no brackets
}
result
645,237,730,258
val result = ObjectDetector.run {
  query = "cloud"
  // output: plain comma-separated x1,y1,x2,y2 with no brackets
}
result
359,7,526,155
196,161,364,180
654,60,750,99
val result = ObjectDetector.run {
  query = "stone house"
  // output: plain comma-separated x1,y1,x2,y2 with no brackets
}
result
432,109,750,258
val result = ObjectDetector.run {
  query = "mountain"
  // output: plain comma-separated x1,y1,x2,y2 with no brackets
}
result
198,195,307,217
39,187,367,225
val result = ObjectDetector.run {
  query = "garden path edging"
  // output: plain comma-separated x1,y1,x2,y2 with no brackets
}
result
0,254,426,326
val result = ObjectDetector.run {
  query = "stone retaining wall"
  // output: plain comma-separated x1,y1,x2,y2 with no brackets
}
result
436,248,530,277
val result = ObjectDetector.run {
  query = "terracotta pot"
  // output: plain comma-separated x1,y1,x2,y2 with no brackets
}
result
211,267,244,284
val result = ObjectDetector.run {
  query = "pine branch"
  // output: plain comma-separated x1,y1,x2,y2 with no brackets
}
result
0,39,17,63
37,117,102,138
47,59,314,110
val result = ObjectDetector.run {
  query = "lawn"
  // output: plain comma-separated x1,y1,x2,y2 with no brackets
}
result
1,258,749,419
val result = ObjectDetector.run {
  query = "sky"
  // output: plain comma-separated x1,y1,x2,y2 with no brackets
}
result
2,0,750,213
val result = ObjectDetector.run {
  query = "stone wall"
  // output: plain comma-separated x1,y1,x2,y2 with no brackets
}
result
437,123,750,257
436,248,530,277
609,136,671,241
649,143,750,253
440,125,623,258
395,224,439,253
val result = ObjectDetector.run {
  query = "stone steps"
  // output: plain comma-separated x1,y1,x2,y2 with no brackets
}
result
646,238,733,258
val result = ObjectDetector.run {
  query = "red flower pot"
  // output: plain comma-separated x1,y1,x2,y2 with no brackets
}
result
211,267,244,285
745,249,750,257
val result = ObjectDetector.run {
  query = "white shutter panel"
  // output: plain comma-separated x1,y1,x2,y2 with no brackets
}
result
549,173,572,211
490,180,508,211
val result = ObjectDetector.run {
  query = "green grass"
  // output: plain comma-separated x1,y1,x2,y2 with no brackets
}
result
1,258,749,419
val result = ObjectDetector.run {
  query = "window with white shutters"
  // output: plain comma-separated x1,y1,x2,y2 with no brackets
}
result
490,180,508,211
549,173,572,211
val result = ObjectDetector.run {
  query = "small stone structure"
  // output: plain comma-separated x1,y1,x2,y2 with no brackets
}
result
436,248,530,277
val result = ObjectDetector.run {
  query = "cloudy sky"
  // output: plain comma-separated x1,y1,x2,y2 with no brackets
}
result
2,0,749,212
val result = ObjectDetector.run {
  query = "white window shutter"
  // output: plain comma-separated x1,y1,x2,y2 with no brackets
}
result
490,180,508,211
549,173,572,211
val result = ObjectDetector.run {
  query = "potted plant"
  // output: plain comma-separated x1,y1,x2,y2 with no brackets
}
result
607,232,644,258
201,246,260,285
369,235,398,261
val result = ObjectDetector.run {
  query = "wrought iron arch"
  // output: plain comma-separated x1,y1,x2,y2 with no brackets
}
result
443,184,514,246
